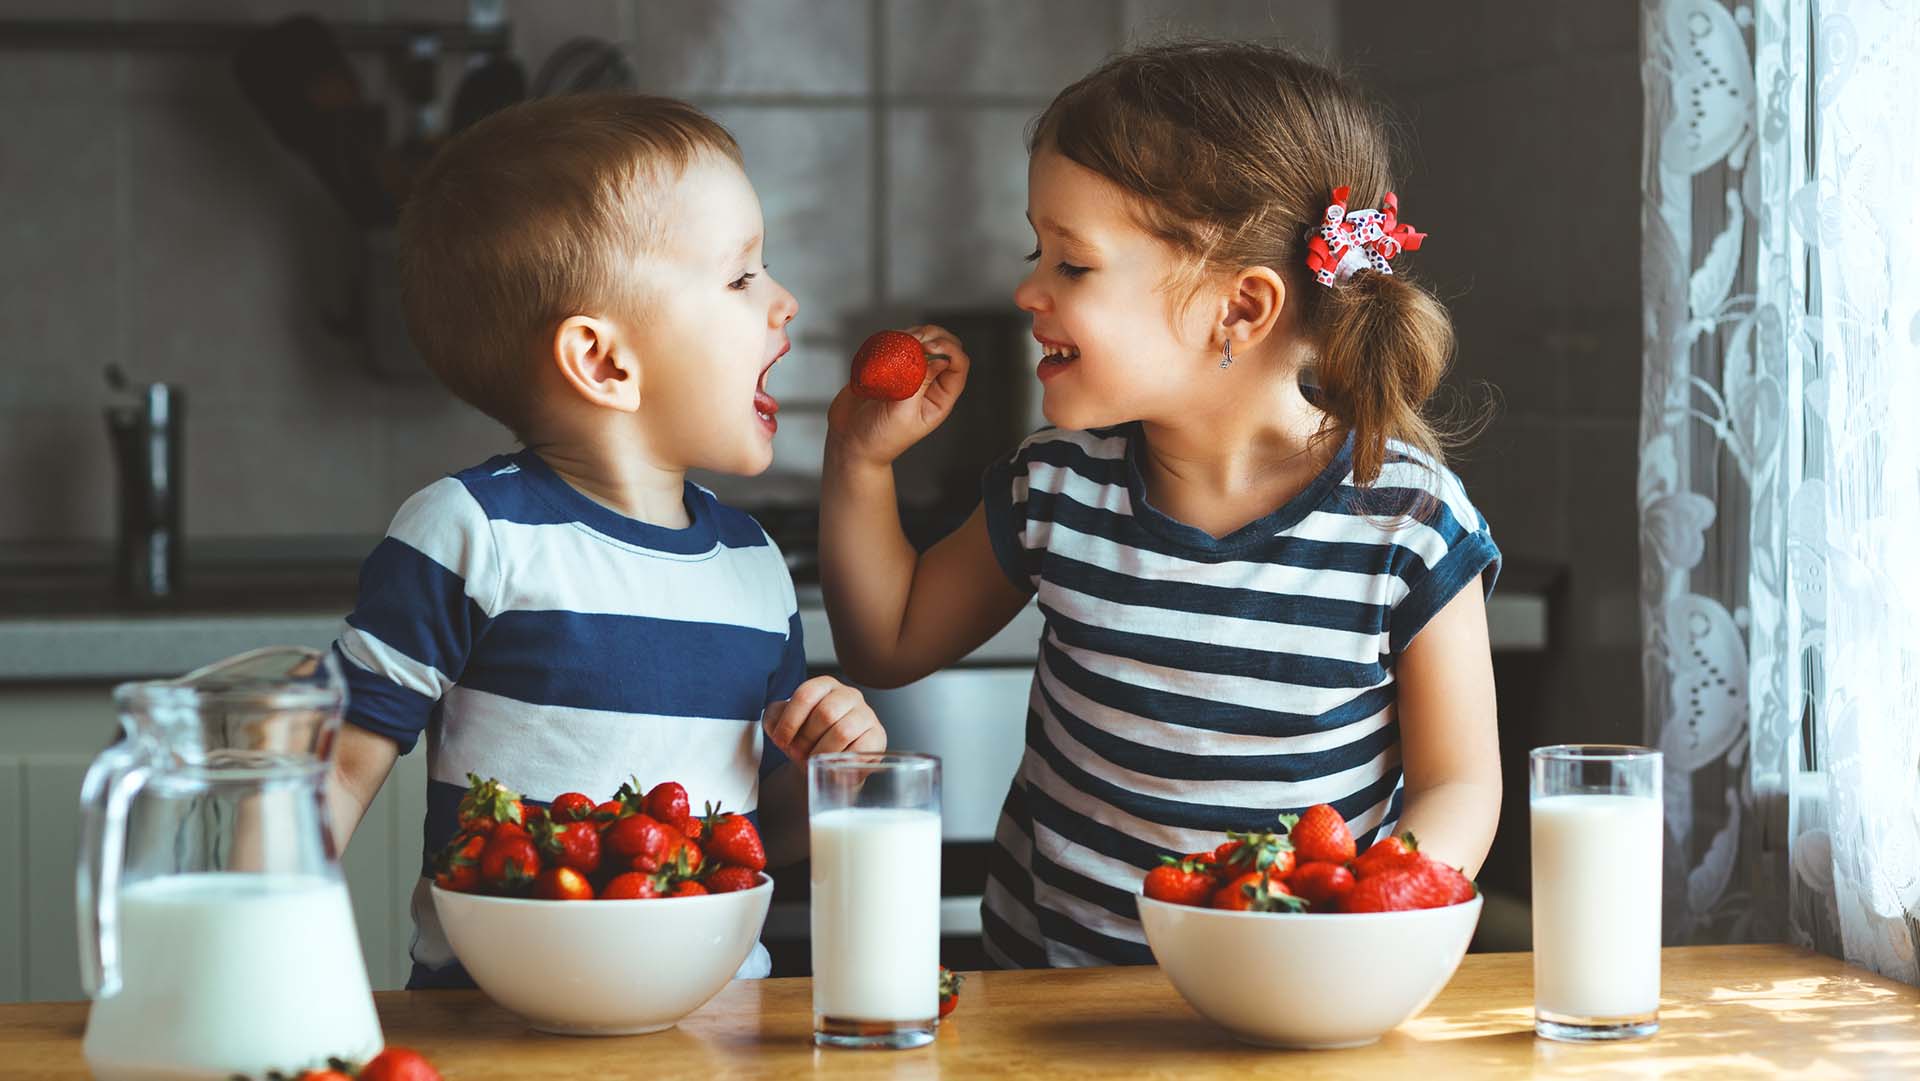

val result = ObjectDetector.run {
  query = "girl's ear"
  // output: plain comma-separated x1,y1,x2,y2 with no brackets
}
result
1220,266,1289,350
551,315,641,412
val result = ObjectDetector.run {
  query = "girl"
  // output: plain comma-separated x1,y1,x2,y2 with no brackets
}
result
809,42,1501,968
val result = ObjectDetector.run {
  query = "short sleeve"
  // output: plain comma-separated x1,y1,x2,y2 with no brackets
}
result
979,436,1048,595
334,479,500,754
1387,490,1501,658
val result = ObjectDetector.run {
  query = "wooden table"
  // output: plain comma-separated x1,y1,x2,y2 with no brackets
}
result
5,945,1917,1078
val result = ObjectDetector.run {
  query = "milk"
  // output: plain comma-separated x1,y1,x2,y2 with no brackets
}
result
810,808,942,1022
1530,794,1663,1020
84,873,384,1081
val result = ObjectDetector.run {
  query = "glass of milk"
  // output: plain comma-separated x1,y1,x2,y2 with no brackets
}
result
1530,744,1663,1042
808,752,942,1049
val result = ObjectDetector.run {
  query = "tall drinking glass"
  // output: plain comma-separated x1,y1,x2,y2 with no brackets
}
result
809,753,942,1049
1530,745,1663,1042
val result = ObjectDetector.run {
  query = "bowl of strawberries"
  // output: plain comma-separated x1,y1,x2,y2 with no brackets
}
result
1137,803,1482,1050
429,775,774,1036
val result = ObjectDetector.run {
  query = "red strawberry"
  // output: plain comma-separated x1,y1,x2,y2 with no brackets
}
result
677,815,704,841
479,825,541,892
535,818,602,875
1213,829,1294,880
644,781,691,824
850,330,939,401
296,1071,354,1081
358,1047,441,1081
669,880,709,897
549,791,596,823
600,871,665,900
1143,856,1218,907
705,865,762,894
432,829,487,893
938,965,962,1018
1284,805,1356,865
703,806,767,872
1341,856,1476,912
606,813,676,869
1209,870,1305,912
1352,832,1421,879
592,799,625,828
533,865,595,901
456,774,524,833
1285,860,1357,909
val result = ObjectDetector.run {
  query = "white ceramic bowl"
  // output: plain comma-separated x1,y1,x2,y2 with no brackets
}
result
1138,892,1482,1049
431,876,773,1035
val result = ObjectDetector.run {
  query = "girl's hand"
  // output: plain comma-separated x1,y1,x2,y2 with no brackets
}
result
762,676,889,760
826,324,971,467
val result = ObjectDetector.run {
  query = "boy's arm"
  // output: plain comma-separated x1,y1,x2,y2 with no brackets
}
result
1390,584,1501,877
327,724,401,849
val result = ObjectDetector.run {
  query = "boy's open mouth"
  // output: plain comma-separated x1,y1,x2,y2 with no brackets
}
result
755,343,787,433
1036,333,1079,380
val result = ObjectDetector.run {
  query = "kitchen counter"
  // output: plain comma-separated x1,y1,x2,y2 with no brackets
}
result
5,945,1914,1077
0,540,1559,682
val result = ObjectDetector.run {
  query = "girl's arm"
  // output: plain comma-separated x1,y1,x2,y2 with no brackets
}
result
1390,582,1502,877
820,326,1031,688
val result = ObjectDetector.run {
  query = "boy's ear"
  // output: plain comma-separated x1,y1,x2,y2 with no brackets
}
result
551,315,640,412
1219,266,1288,350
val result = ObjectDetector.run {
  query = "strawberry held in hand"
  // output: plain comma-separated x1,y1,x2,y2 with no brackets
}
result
850,329,944,401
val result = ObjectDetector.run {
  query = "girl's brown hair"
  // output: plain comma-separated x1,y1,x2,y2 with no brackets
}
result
1030,41,1456,488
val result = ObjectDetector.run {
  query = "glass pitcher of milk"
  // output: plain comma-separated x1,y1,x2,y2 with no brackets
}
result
78,647,384,1080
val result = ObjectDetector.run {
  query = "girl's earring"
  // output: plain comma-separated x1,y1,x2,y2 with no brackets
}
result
1219,337,1234,369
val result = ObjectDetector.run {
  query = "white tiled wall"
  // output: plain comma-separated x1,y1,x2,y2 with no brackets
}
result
0,0,1337,542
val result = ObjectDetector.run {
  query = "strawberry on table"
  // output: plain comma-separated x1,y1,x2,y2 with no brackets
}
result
938,965,963,1019
1144,855,1219,907
850,329,945,401
358,1047,442,1081
1284,804,1357,865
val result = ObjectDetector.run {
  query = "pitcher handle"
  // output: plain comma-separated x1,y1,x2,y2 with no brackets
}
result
76,740,149,999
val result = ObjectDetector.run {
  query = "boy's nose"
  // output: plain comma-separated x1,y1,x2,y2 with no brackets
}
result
772,283,798,326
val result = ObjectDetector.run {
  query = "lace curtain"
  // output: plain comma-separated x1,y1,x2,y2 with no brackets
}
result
1640,0,1919,981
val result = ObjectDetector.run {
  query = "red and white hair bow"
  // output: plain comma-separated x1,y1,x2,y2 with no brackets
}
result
1303,186,1427,287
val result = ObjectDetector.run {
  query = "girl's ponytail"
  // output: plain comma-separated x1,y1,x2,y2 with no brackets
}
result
1310,270,1454,487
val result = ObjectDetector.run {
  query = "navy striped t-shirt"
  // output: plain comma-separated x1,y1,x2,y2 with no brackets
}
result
333,449,803,977
977,424,1500,968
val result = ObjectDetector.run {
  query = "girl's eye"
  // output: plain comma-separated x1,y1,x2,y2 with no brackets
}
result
1024,247,1041,263
729,271,758,291
1055,262,1089,280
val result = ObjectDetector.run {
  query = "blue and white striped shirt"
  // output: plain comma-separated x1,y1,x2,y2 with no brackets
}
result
334,449,803,975
977,425,1500,968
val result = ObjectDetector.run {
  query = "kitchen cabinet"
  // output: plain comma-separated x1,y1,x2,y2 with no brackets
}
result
0,685,427,1002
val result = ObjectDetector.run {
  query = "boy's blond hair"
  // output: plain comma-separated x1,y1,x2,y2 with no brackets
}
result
398,94,742,436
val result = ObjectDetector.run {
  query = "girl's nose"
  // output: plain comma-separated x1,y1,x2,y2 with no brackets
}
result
1013,271,1046,313
772,281,799,326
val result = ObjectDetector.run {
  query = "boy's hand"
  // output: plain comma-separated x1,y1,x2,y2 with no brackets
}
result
826,324,971,467
763,675,888,760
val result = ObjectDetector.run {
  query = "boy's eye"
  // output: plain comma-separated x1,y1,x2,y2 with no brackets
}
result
729,271,758,291
1024,247,1041,263
1055,262,1089,280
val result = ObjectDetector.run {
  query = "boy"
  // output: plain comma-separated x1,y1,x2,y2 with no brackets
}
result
324,95,885,988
